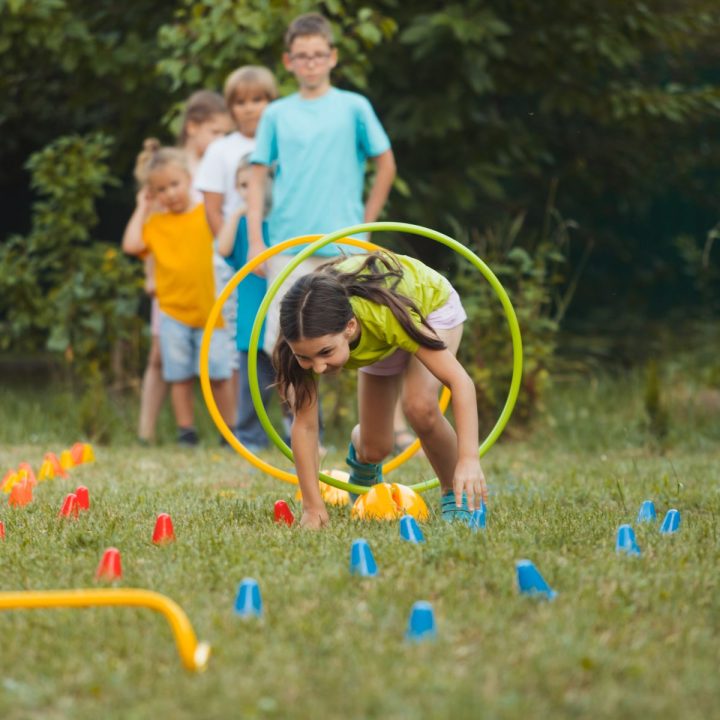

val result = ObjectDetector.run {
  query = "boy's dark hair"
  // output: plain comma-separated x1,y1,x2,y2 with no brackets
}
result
285,13,334,49
178,90,227,146
273,252,446,409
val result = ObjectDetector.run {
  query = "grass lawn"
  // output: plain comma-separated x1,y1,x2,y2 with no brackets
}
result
0,364,719,719
1,443,718,719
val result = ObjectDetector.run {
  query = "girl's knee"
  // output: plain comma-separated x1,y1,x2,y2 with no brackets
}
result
359,437,393,464
403,396,441,434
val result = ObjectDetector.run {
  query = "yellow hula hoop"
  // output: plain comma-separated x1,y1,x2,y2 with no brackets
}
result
199,235,451,486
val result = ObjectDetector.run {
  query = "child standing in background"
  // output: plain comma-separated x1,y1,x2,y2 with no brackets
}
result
137,90,231,445
195,66,278,434
217,155,273,451
123,147,235,447
246,12,396,357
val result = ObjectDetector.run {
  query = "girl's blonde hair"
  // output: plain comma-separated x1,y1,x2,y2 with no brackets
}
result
224,65,278,107
134,139,190,187
235,153,273,216
178,90,227,146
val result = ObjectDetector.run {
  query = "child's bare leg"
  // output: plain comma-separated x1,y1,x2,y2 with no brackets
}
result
402,325,463,493
210,378,235,428
352,373,401,464
138,335,168,442
170,379,194,429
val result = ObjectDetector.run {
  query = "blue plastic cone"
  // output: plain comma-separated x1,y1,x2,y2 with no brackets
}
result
636,500,657,523
399,515,425,544
405,601,437,642
350,538,378,577
469,502,487,531
660,508,681,534
615,524,641,556
516,559,557,600
234,578,263,618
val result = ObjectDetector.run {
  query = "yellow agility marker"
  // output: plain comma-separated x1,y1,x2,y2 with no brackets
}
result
199,234,451,493
0,588,210,672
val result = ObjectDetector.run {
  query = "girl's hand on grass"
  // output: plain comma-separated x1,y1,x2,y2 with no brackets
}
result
300,507,330,530
454,456,487,511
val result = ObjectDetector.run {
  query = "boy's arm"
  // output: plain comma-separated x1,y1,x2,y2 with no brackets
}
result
202,192,225,237
122,189,151,255
246,164,270,273
363,148,396,223
217,208,244,257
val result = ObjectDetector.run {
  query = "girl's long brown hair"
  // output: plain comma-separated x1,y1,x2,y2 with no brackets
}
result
274,252,446,410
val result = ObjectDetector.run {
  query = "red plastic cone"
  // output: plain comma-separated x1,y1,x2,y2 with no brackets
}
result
152,513,176,544
0,521,5,540
59,493,79,519
44,452,67,478
273,500,295,526
75,486,90,510
95,547,122,581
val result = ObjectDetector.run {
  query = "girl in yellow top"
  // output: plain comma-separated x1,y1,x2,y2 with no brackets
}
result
274,251,487,529
122,147,235,447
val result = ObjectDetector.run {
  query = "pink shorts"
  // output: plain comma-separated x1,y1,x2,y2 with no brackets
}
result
359,288,467,377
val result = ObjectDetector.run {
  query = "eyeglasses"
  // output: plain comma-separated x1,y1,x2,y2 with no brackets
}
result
289,51,332,66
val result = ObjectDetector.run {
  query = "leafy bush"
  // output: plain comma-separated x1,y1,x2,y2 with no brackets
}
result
452,196,585,429
0,133,144,385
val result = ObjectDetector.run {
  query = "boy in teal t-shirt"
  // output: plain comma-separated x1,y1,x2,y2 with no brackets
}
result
247,12,396,356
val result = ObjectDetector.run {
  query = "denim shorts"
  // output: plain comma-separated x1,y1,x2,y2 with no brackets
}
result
159,311,232,382
359,287,467,377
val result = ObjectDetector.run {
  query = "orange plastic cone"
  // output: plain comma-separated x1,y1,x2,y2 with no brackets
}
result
2,470,18,493
75,486,90,510
95,547,122,581
44,453,67,478
58,493,79,519
70,442,85,466
8,479,32,507
152,513,176,544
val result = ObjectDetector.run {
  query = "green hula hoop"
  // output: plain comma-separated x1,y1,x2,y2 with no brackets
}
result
247,221,523,495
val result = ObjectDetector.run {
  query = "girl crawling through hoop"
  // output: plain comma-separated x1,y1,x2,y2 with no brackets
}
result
274,251,487,529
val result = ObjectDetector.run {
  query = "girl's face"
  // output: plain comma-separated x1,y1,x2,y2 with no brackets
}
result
288,319,358,376
148,163,193,214
231,88,270,137
235,167,250,204
186,113,232,156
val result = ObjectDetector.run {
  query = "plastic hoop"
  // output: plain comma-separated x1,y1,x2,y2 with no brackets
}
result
199,235,450,493
200,224,522,495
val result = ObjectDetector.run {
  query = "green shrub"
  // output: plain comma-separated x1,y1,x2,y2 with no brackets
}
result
0,133,145,385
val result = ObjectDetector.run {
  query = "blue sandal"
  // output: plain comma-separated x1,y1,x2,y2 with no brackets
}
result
441,491,472,524
346,442,383,502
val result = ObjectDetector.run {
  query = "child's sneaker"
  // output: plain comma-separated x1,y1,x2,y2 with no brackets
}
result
346,442,383,503
441,491,472,524
177,427,199,448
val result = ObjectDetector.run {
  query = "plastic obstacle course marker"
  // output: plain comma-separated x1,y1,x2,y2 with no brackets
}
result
234,578,263,618
0,588,210,671
273,500,295,526
95,548,122,581
516,559,557,600
615,524,641,556
405,601,437,642
152,513,176,544
660,508,681,534
399,515,425,544
349,539,378,577
636,500,656,523
469,502,487,531
199,224,523,496
75,486,90,511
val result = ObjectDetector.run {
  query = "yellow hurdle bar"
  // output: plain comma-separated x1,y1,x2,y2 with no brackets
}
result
0,588,210,672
